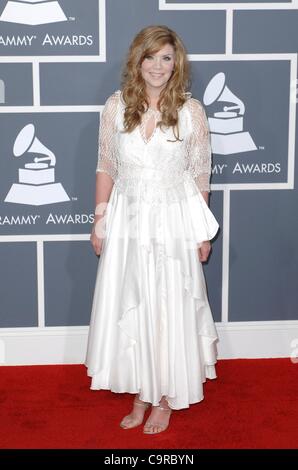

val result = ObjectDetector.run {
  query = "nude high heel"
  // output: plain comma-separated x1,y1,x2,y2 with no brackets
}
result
120,396,150,429
143,403,172,434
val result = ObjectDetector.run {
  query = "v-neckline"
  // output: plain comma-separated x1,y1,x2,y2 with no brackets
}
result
139,108,161,144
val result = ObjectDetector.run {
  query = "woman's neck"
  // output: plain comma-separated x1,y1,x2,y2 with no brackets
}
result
148,103,159,111
145,87,163,110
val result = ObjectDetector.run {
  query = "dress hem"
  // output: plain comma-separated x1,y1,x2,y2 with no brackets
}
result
84,361,217,410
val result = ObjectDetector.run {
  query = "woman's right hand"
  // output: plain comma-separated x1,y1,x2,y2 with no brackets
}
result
90,226,104,256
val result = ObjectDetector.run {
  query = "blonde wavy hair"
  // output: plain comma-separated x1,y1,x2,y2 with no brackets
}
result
120,25,191,141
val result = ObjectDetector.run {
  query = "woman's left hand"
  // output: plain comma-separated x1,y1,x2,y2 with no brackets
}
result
198,240,212,263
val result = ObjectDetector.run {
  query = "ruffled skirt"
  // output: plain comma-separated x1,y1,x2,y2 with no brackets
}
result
85,179,219,410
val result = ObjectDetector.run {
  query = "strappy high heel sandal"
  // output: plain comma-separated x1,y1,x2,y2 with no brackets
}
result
120,396,151,429
143,403,172,434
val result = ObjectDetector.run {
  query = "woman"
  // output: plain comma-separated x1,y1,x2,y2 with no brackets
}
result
85,25,219,435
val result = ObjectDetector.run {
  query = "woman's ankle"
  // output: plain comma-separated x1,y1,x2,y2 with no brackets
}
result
159,396,170,410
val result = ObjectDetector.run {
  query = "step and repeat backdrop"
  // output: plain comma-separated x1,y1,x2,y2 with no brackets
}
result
0,0,297,362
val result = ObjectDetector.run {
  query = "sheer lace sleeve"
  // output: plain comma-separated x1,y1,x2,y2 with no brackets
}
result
185,98,212,193
96,91,120,181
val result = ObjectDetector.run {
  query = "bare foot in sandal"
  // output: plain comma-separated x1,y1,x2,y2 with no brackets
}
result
120,395,150,429
143,396,172,434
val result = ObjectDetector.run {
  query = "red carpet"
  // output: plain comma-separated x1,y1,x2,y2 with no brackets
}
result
0,359,297,449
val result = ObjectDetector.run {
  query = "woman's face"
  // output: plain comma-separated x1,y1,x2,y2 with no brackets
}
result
140,43,175,95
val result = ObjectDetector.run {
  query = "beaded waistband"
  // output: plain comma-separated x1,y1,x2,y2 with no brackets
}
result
115,163,197,205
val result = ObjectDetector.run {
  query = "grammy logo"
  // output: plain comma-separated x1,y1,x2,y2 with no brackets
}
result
5,123,70,206
203,72,257,155
0,0,67,26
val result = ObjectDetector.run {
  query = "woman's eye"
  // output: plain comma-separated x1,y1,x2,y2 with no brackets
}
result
163,56,171,61
145,55,153,60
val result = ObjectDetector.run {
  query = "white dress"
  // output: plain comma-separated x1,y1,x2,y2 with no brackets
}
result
85,90,220,410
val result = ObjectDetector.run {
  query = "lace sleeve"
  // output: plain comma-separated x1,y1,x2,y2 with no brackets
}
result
96,91,119,181
186,98,212,193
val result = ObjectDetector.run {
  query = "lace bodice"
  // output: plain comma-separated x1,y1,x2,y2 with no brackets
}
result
96,90,212,204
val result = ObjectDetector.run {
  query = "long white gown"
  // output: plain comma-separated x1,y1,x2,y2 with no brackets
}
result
85,90,220,410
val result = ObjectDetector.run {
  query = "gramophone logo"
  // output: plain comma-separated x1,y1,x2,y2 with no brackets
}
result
203,72,257,155
5,123,70,206
0,0,67,25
